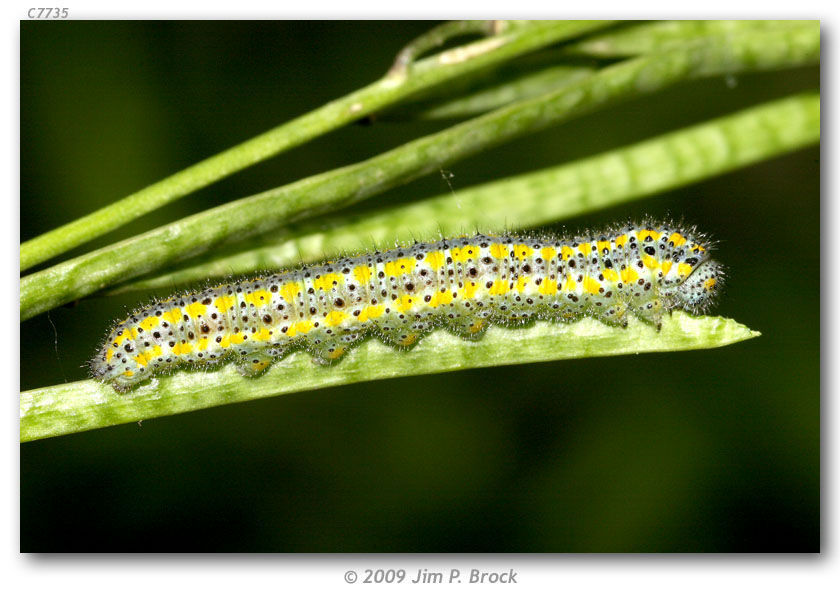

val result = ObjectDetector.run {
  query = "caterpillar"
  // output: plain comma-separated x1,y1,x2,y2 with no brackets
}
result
91,221,723,391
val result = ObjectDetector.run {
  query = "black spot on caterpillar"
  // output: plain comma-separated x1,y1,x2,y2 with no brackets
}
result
91,222,723,391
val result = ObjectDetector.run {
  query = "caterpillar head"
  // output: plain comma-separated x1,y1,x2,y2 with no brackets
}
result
89,324,155,391
673,259,724,313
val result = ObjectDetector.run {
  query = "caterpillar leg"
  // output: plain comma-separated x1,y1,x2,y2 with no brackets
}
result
632,298,664,331
309,343,351,365
377,317,438,348
597,302,630,328
266,342,294,359
446,316,490,340
235,351,274,377
379,329,422,348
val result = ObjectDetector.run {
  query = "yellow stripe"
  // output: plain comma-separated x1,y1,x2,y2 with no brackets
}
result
357,305,385,322
490,243,508,260
488,280,507,296
113,329,133,346
186,302,207,319
162,307,182,325
294,321,313,335
425,251,445,270
463,280,479,299
513,244,533,259
539,278,558,295
561,275,577,292
139,315,160,331
642,255,659,270
252,328,272,342
621,267,639,284
393,296,416,313
244,289,272,307
279,282,301,304
450,245,479,262
214,295,236,314
353,265,372,284
313,273,344,291
428,290,454,307
583,276,601,295
324,310,347,326
171,341,193,356
384,258,416,278
136,345,164,367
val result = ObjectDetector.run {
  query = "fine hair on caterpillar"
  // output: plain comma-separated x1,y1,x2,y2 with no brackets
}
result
90,220,724,391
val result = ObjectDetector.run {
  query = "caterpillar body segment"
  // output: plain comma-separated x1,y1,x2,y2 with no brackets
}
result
91,223,723,391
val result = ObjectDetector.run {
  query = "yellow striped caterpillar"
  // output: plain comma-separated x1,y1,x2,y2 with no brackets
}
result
91,222,723,391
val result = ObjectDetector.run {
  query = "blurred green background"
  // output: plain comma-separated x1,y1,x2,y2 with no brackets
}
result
20,21,819,552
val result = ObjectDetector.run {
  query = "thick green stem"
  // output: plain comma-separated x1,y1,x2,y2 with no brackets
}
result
20,312,759,442
114,92,820,292
563,20,813,57
20,26,820,321
20,20,612,271
389,19,502,73
392,21,816,120
389,64,598,120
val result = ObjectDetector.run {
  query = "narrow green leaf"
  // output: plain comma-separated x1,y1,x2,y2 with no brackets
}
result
20,27,820,321
20,312,760,442
20,20,613,271
116,92,820,293
563,20,815,57
393,21,818,120
387,64,597,120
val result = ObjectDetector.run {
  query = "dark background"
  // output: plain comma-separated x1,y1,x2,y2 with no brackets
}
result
20,21,819,551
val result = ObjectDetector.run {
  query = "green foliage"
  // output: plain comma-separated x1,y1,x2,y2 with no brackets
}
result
19,20,611,271
114,93,819,292
19,23,818,321
19,20,819,441
20,313,758,442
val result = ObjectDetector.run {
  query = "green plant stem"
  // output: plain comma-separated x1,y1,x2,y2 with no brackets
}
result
389,64,597,120
114,91,820,292
563,20,813,57
389,19,502,73
394,20,816,121
19,20,612,271
20,312,759,442
20,26,820,321
391,21,813,121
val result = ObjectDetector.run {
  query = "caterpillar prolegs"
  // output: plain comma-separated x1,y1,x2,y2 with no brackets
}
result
91,222,723,391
